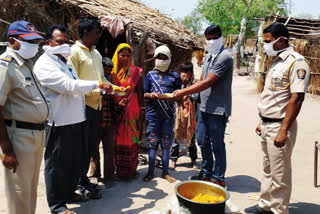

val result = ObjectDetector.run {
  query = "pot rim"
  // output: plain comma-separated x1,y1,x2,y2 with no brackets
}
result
174,180,230,205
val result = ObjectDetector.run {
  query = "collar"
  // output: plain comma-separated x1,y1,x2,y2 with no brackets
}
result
6,47,26,67
75,40,96,51
207,46,224,64
44,52,67,64
155,69,171,75
274,46,294,63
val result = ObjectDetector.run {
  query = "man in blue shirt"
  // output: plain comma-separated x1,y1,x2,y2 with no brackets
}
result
143,45,182,183
173,25,233,187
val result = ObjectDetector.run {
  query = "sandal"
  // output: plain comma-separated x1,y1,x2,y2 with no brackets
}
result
89,189,102,200
143,172,154,182
69,193,89,203
57,210,76,214
162,172,176,183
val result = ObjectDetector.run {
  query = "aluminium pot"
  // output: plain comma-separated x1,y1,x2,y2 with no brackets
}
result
175,180,230,214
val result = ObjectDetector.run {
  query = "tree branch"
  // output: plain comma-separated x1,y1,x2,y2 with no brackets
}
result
241,0,248,7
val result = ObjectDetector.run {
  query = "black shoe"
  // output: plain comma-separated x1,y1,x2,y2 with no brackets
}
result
244,205,273,214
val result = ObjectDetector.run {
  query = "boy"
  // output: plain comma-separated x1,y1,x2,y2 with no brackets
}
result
143,45,182,183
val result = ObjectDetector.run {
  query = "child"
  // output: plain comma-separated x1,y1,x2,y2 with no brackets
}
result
171,62,198,169
143,45,182,183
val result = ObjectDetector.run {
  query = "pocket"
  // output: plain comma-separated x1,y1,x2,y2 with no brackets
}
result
19,78,37,98
270,70,289,90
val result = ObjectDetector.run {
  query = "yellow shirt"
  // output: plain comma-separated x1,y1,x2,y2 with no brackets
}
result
68,41,107,110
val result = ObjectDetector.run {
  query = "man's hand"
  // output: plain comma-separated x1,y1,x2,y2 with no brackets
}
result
255,122,261,136
101,82,113,94
119,98,128,107
172,90,184,100
1,152,19,173
274,129,287,148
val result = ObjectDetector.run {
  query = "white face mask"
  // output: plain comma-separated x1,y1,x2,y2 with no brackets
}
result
206,37,223,54
155,59,171,72
263,37,288,56
14,38,39,59
43,44,71,60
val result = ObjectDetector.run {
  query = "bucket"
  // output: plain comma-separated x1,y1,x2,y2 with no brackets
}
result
175,180,229,214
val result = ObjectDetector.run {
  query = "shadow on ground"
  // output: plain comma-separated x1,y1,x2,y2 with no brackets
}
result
225,175,261,193
69,167,168,214
289,202,320,214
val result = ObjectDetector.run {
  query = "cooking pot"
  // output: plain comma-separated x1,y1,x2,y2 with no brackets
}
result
175,180,229,214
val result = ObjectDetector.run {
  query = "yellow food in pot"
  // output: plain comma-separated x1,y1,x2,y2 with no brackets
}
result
191,193,225,203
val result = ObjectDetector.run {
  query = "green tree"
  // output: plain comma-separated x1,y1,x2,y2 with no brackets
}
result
197,0,287,70
197,0,287,37
180,10,204,35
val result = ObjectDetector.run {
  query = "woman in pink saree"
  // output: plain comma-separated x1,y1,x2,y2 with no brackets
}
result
109,43,144,179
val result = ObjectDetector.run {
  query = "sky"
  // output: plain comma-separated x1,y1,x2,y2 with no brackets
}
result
140,0,320,20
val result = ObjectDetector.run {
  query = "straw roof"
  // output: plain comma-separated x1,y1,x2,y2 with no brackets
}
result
265,15,320,39
57,0,201,50
0,0,201,51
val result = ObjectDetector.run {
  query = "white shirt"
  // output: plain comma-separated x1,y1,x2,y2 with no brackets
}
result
34,52,100,126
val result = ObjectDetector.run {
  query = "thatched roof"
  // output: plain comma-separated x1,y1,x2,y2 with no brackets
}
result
1,0,201,50
65,0,201,50
265,15,320,40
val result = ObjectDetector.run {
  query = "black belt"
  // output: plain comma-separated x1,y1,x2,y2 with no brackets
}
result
259,115,283,123
5,120,47,130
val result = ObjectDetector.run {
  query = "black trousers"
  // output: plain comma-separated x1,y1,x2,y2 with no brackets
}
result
44,122,86,213
170,135,198,162
79,106,101,186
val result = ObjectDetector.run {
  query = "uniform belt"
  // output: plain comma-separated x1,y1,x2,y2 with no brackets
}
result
259,115,283,123
4,120,47,130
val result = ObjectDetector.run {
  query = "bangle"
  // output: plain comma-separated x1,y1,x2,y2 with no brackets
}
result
98,80,103,88
140,107,146,110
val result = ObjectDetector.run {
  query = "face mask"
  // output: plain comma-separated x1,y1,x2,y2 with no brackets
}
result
14,38,39,59
43,44,71,60
155,59,171,72
263,37,288,56
206,37,223,54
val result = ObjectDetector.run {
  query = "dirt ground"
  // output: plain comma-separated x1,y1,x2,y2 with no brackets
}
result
1,58,320,213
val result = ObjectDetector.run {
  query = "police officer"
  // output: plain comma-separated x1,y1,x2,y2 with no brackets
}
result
245,23,310,214
0,20,48,214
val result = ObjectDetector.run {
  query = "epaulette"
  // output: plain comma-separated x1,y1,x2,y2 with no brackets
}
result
0,55,13,67
290,52,310,64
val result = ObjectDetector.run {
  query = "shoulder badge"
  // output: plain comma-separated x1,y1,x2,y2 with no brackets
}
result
0,55,13,67
297,69,306,80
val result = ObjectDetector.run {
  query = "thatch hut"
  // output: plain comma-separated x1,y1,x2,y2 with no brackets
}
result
258,15,320,94
0,0,202,72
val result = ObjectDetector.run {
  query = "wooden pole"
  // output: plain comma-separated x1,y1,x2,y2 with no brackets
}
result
315,141,319,187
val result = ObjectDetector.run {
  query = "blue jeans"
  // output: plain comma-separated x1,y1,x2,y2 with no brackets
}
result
146,117,174,172
196,111,228,181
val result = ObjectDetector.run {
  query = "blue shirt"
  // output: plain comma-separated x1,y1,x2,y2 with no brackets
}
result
144,70,182,120
200,47,233,117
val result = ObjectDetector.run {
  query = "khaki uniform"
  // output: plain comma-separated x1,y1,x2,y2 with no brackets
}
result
257,47,310,214
0,47,48,214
